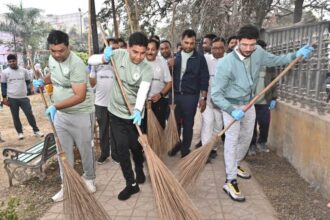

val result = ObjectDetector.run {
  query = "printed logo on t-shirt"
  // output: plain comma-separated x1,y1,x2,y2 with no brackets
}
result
133,72,140,81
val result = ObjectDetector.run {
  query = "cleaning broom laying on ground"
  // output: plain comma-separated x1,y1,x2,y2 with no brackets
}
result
177,54,309,189
30,58,111,220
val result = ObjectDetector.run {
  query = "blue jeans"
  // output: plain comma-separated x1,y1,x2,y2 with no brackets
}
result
173,94,199,155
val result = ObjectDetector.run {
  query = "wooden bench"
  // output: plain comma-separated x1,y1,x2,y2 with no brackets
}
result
2,133,57,186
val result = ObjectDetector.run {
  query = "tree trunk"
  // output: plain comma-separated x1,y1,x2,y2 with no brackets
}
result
89,0,99,54
293,0,304,23
111,0,119,38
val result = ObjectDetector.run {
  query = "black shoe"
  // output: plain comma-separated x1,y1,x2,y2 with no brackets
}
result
135,167,146,184
168,142,181,157
195,141,202,148
118,184,140,201
97,156,108,165
209,150,217,159
181,150,191,158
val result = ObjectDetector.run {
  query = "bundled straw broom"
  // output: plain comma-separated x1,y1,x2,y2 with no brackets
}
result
146,100,165,158
162,66,180,153
162,1,180,153
29,58,111,220
177,56,303,189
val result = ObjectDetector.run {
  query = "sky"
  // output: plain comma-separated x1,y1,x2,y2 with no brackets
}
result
0,0,105,15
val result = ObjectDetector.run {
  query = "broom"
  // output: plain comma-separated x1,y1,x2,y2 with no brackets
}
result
29,58,111,220
162,69,180,153
99,26,202,220
146,100,165,158
177,56,304,189
162,1,180,153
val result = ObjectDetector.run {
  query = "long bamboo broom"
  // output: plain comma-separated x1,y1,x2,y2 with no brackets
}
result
177,56,303,189
146,100,165,158
29,58,111,220
99,27,202,219
162,1,180,153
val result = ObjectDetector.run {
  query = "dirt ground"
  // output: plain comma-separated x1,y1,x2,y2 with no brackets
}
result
246,151,330,220
0,94,330,219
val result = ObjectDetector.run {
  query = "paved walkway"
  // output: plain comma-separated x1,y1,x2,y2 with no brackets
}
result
41,154,277,220
41,112,278,220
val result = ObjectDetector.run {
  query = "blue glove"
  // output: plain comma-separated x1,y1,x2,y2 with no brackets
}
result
103,46,113,63
32,79,44,91
296,44,314,60
129,109,142,125
269,100,277,110
231,109,245,120
45,105,57,122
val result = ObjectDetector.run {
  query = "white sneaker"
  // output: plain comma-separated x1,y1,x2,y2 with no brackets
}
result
18,133,24,140
83,178,96,193
52,188,64,202
34,131,44,137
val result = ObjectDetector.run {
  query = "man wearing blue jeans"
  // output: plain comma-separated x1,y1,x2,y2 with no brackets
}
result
168,29,209,158
212,24,314,202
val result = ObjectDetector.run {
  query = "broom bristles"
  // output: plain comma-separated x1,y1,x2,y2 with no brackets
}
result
162,104,180,152
177,134,220,189
138,135,202,220
58,154,111,220
147,102,165,158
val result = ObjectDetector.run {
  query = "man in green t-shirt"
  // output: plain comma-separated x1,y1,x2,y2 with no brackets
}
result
88,32,152,201
33,30,95,203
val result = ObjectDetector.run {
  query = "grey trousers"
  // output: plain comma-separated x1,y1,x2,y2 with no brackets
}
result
54,111,96,180
223,105,255,181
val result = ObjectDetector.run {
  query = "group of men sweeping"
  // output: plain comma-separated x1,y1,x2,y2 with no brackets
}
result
26,24,314,204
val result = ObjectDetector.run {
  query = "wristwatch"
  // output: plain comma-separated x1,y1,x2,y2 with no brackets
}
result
200,96,207,101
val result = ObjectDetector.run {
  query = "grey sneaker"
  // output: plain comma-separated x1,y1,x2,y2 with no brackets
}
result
223,179,245,202
258,142,270,153
248,144,257,156
237,166,251,179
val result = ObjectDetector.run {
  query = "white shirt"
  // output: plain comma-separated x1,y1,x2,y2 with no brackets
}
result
147,56,172,98
90,65,114,107
205,54,223,105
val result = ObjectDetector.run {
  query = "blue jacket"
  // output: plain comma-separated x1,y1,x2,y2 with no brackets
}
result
173,50,209,95
211,45,296,114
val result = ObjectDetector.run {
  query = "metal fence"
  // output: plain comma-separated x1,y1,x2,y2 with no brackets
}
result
263,21,330,115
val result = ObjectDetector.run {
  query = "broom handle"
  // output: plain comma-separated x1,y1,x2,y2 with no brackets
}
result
216,56,302,138
98,25,145,136
28,58,66,157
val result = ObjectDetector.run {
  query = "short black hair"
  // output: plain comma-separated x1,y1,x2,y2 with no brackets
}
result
204,34,217,41
149,37,160,50
181,29,196,39
128,32,148,48
237,25,259,40
7,54,17,61
257,39,267,49
212,37,226,44
107,37,119,44
227,35,237,45
160,40,172,47
47,30,69,46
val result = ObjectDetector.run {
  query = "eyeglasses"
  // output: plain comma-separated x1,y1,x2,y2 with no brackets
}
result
239,43,256,50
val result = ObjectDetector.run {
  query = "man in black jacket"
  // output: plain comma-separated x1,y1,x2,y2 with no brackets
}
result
168,29,209,158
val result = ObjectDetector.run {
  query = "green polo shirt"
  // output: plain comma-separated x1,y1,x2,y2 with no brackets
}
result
108,49,152,119
49,52,94,114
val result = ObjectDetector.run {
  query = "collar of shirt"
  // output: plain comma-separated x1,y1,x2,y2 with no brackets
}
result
234,46,246,61
181,50,194,57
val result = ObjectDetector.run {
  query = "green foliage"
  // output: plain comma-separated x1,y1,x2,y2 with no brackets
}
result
0,197,20,220
75,52,89,65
